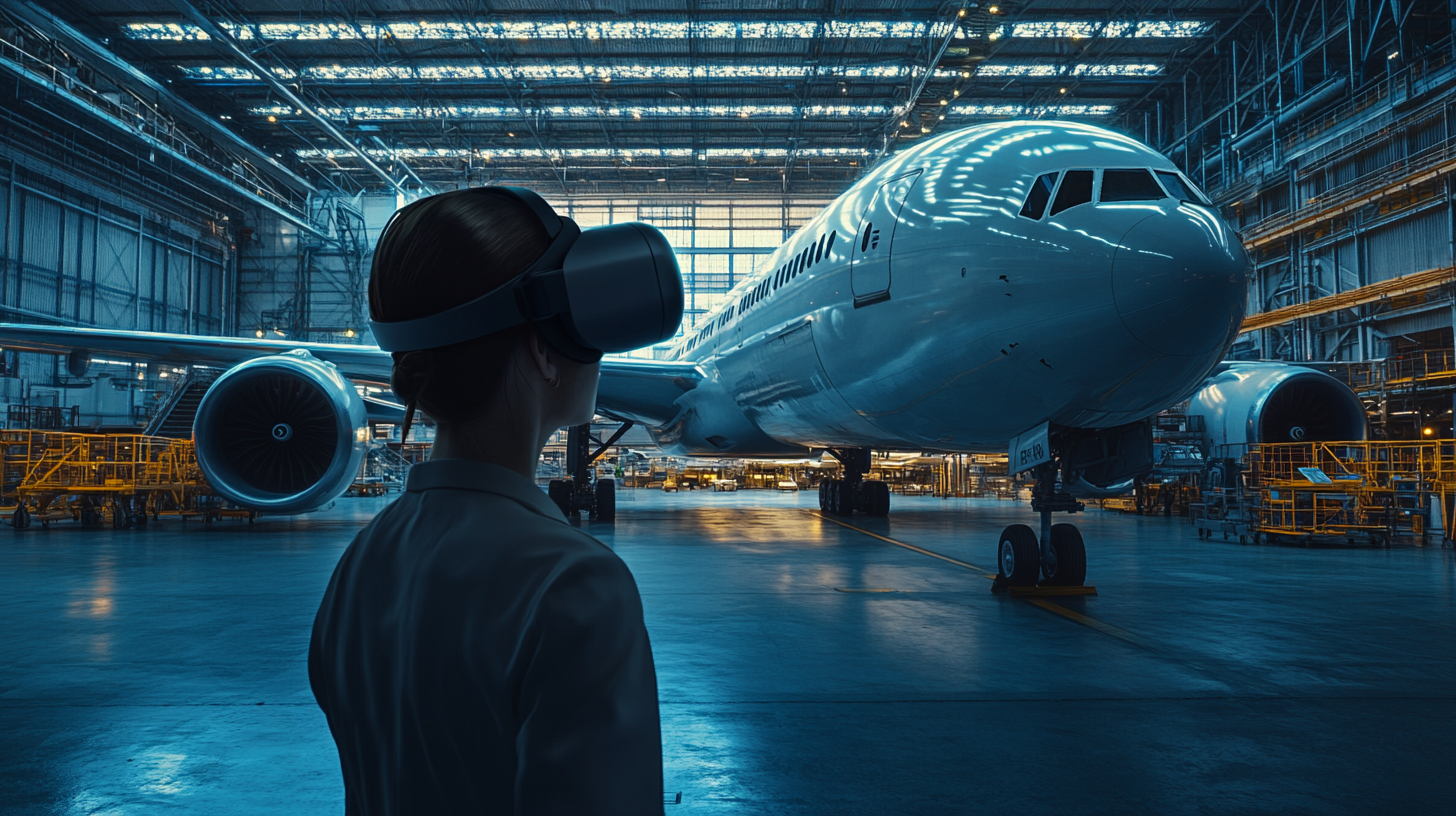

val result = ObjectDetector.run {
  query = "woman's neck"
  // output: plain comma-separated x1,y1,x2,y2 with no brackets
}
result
429,414,549,481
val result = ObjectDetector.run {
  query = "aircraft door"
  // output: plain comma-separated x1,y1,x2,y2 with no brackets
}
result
850,169,922,306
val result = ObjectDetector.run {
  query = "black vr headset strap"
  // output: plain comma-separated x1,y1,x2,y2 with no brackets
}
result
369,188,583,353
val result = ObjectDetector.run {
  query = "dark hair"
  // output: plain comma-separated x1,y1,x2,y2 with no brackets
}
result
368,189,551,429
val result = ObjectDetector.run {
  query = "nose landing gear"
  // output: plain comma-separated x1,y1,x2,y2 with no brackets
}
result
993,461,1088,591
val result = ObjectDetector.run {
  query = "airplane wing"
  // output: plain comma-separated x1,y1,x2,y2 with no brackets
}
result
0,322,697,429
0,322,394,381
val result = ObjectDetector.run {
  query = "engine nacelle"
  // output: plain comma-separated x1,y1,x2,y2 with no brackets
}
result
193,350,368,513
1187,362,1366,449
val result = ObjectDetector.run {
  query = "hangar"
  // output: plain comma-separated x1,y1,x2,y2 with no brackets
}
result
0,0,1453,812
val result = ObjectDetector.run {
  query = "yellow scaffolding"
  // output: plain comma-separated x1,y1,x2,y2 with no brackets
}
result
1242,441,1456,544
1,431,221,528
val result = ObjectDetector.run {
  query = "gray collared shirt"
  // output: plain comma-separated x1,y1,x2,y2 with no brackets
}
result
310,459,663,815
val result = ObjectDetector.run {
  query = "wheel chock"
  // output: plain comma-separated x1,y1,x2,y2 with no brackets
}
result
990,574,1010,594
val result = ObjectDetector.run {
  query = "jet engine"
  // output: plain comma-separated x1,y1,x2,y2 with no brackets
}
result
193,350,368,513
1186,362,1366,449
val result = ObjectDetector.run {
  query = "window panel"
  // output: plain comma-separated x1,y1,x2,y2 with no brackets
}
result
1100,169,1165,202
1049,170,1094,215
1019,172,1058,219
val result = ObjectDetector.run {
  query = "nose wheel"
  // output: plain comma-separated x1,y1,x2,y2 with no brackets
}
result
995,462,1089,590
995,522,1087,587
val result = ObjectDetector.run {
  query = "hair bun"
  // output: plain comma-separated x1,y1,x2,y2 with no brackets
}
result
391,350,435,403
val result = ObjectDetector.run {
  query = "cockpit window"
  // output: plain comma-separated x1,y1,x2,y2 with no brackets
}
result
1100,169,1165,202
1019,172,1058,219
1155,171,1209,205
1049,170,1094,216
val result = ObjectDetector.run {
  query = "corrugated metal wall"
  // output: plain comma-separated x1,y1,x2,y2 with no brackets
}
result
0,166,226,334
1360,206,1451,283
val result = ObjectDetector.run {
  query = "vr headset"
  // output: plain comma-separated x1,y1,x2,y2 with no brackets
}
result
369,186,684,362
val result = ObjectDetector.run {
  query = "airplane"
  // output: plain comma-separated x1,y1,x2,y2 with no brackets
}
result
0,121,1367,588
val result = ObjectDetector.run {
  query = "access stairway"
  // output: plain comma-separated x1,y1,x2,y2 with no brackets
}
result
144,368,221,439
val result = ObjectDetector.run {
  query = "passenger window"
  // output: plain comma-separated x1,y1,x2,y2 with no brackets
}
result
1155,171,1209,204
1019,172,1058,219
1049,170,1093,216
1100,169,1165,202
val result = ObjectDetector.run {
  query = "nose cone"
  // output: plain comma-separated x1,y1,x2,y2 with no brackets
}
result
1111,208,1249,356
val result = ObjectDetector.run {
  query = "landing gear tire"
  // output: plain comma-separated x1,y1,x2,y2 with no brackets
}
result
818,480,830,512
547,479,573,518
11,505,29,530
594,479,616,522
1042,523,1087,586
863,480,890,517
998,524,1041,586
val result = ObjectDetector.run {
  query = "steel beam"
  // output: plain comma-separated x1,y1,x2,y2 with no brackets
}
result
167,0,423,196
0,0,313,197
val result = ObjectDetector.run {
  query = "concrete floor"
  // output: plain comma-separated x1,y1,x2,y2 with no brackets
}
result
2,489,1453,815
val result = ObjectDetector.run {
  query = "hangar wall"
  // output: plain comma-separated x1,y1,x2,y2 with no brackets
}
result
0,154,232,426
1136,1,1456,364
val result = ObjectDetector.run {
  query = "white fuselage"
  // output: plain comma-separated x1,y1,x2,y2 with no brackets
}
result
651,121,1250,456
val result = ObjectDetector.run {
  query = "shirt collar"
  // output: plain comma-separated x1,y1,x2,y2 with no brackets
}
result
406,458,568,524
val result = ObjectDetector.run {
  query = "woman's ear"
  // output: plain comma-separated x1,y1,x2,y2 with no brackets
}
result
526,329,559,386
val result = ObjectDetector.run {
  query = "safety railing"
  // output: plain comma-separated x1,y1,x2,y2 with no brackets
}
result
2,431,202,497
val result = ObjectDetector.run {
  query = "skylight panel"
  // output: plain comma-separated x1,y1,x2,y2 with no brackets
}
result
976,63,1162,77
999,21,1209,38
1070,64,1162,77
294,147,869,160
251,103,892,120
180,63,929,82
129,20,944,42
127,19,1208,42
949,104,1117,116
184,62,1154,83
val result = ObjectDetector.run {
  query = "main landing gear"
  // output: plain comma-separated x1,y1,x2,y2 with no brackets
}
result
547,421,633,523
817,448,891,517
994,462,1088,590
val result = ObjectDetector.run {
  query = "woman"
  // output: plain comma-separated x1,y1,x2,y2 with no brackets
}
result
309,188,663,815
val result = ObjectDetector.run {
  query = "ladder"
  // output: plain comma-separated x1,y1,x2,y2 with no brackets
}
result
144,368,221,439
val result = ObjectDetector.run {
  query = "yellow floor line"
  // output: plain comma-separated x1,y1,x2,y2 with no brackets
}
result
1020,598,1148,647
809,511,997,575
809,510,1147,647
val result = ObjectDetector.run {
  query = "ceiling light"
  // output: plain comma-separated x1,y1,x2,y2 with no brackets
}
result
266,114,276,122
1388,50,1399,60
734,177,750,181
938,114,945,120
988,5,999,12
901,120,909,127
1059,87,1067,93
939,99,947,105
255,329,264,338
958,8,966,17
656,177,666,182
952,89,959,96
507,131,515,137
920,126,929,133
